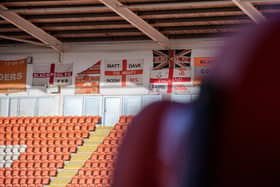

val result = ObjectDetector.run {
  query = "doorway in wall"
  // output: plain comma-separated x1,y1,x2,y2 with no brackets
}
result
103,97,121,126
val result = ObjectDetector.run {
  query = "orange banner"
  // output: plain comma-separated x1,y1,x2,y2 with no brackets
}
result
75,75,99,94
75,61,100,94
0,58,27,93
194,57,215,85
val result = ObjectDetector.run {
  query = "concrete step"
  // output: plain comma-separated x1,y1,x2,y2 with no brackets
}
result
48,126,113,186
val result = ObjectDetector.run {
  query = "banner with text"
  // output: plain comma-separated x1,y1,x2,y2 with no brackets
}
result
75,61,100,94
150,49,192,94
194,57,215,85
32,63,73,86
101,59,144,88
0,58,27,93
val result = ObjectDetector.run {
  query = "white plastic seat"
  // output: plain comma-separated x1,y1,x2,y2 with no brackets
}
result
12,152,20,160
0,160,5,168
4,160,13,168
5,145,13,153
19,145,27,153
0,153,5,161
12,145,20,153
5,152,13,161
0,146,5,153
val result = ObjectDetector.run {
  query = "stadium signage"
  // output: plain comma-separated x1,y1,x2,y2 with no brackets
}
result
0,58,27,93
32,63,73,86
75,61,100,94
150,49,192,94
101,59,144,87
194,57,215,85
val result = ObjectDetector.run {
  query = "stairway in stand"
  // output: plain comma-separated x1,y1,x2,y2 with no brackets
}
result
48,126,113,187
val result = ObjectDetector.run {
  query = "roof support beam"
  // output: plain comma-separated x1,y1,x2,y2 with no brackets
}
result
98,0,170,49
232,0,266,23
0,5,63,52
0,34,46,46
2,1,280,14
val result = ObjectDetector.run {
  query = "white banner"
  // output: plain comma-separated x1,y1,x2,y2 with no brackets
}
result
32,63,73,86
101,59,144,88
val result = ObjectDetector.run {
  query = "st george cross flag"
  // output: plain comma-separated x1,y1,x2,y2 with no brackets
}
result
150,49,192,94
101,59,144,87
32,63,73,86
75,61,100,94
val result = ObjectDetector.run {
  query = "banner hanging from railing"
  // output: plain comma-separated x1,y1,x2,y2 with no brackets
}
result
194,57,215,85
32,63,73,86
150,49,192,94
75,60,100,94
0,58,27,93
101,59,144,88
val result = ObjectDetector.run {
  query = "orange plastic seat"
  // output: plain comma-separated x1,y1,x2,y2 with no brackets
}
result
78,175,87,184
88,123,95,131
93,176,102,185
34,177,42,185
12,176,20,185
39,124,46,131
0,176,4,184
41,160,49,168
41,169,48,177
27,169,35,176
76,137,83,146
42,176,50,185
19,160,27,169
71,176,78,184
27,176,35,185
19,176,27,185
119,116,126,123
5,176,13,185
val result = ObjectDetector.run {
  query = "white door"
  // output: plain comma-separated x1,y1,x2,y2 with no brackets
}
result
104,97,121,126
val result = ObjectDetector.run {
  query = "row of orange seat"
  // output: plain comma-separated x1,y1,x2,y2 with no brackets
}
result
78,167,114,176
19,152,70,161
0,137,83,146
12,160,64,169
24,145,78,153
0,167,57,177
119,115,133,123
83,160,114,168
0,175,50,185
1,130,90,139
0,123,95,132
0,139,83,146
0,185,43,187
0,116,100,124
69,175,112,186
90,153,116,160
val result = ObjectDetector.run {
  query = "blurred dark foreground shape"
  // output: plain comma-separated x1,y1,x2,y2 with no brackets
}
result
112,17,280,187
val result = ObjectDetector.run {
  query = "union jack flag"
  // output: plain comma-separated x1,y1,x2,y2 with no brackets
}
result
151,49,192,94
152,49,191,70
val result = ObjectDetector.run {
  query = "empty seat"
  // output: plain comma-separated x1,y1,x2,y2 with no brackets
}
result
68,116,130,186
0,116,100,186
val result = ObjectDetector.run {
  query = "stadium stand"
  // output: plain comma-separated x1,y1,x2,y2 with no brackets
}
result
0,116,100,186
67,115,131,187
